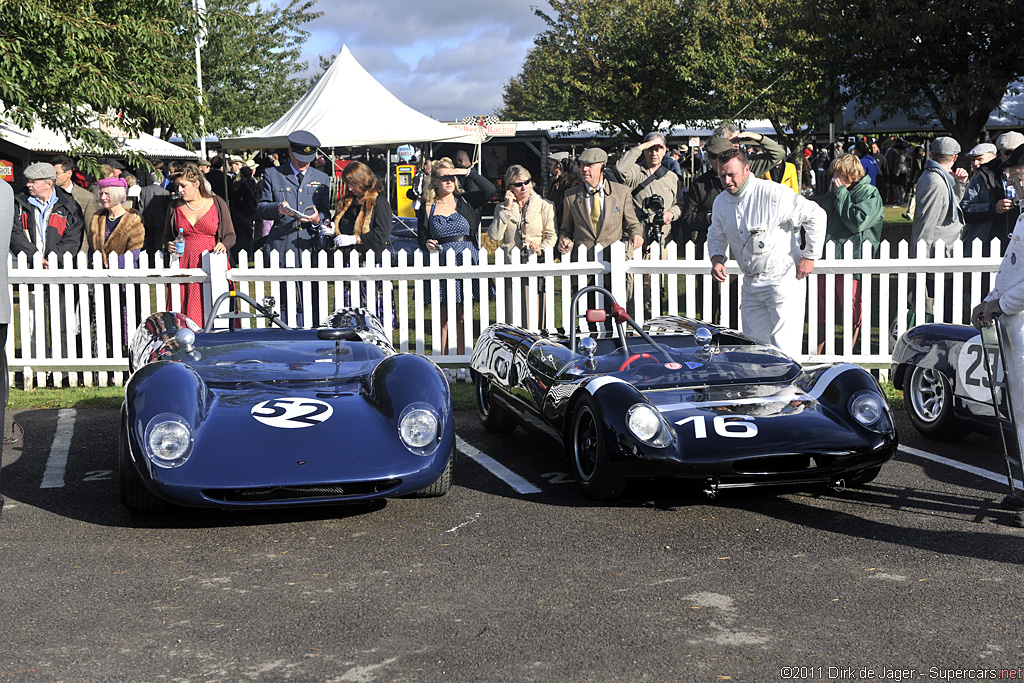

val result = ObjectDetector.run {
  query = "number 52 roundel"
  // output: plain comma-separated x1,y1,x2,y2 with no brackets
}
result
251,398,333,428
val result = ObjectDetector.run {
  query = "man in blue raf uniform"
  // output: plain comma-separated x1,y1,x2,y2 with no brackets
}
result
255,130,332,325
256,130,331,265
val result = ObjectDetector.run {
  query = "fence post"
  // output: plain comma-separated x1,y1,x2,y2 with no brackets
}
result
609,242,626,306
205,252,230,329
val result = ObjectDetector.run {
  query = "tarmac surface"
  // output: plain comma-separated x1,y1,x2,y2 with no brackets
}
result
1,406,1022,682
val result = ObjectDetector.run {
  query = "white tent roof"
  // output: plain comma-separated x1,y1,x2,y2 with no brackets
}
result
0,116,198,159
223,45,467,149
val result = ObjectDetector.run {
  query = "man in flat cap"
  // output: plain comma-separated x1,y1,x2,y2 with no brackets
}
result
557,147,642,310
255,130,331,324
557,147,642,255
10,162,84,265
971,141,1024,527
910,136,969,257
962,140,1021,255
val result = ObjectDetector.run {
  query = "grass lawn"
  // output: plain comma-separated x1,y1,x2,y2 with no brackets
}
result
6,379,901,413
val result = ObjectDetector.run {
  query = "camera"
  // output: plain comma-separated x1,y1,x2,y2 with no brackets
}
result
641,194,665,250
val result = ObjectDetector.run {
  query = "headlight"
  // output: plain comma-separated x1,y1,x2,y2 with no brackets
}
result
144,413,194,468
850,391,888,432
626,403,672,448
399,403,441,455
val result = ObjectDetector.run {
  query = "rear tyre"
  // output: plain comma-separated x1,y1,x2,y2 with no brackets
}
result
905,365,964,441
476,373,516,433
413,446,454,498
570,396,627,501
119,419,167,515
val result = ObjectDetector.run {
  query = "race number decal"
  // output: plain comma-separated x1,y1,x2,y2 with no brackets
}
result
956,335,1002,403
251,398,333,428
675,415,758,439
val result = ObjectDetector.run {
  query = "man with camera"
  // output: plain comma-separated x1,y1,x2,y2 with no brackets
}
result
615,133,685,314
615,133,684,256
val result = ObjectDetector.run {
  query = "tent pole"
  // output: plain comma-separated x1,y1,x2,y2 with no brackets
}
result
386,148,392,206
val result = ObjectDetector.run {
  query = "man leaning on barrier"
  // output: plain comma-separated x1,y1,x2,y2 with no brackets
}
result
971,142,1024,527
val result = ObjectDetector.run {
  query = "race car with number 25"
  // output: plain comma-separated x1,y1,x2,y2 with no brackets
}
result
891,322,1002,441
119,293,454,515
470,286,897,500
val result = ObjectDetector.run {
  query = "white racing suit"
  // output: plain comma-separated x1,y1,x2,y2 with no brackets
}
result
983,212,1024,461
708,176,826,359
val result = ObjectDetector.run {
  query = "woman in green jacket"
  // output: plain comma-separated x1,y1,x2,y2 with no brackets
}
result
817,154,884,351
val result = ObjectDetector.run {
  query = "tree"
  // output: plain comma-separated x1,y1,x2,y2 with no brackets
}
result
707,0,839,176
501,0,732,140
0,0,204,157
827,0,1024,151
198,0,323,137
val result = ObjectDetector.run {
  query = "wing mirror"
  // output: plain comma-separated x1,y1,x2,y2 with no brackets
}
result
695,326,714,360
577,336,597,369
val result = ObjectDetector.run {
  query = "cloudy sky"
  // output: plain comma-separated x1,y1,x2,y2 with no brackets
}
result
292,1,549,122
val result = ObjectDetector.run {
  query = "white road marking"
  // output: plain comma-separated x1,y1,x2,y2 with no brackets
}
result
40,408,77,489
456,436,541,495
444,512,481,534
898,444,1024,489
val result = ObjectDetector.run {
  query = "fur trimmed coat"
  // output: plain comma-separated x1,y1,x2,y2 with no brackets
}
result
332,189,393,259
90,209,145,267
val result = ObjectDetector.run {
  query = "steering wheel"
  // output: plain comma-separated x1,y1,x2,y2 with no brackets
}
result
619,352,656,372
202,291,292,332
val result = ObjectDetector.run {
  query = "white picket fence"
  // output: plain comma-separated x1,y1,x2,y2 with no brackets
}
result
6,238,1002,387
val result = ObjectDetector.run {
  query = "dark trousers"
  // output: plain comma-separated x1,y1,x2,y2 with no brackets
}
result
1,323,7,513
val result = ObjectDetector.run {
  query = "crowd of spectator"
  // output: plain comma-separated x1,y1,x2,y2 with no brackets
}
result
6,124,1024,362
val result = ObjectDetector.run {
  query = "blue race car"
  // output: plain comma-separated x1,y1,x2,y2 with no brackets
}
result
470,286,897,500
119,293,454,514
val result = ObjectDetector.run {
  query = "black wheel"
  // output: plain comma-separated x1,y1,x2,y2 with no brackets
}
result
413,446,454,498
845,466,882,487
476,372,516,433
905,365,965,441
570,397,627,501
119,418,167,515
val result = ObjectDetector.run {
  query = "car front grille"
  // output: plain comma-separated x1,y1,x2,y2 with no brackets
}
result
203,479,401,502
731,454,836,475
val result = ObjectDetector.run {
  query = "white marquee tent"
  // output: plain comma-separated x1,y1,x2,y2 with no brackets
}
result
223,45,469,149
0,115,198,160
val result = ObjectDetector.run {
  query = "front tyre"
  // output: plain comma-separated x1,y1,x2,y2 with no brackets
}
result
570,396,626,501
413,446,454,498
476,372,516,433
905,365,964,441
119,417,167,515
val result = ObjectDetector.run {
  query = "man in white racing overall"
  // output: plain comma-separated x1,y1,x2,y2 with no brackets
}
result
971,142,1024,524
708,147,826,360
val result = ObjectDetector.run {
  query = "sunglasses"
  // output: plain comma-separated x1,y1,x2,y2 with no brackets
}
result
436,175,457,183
509,180,531,188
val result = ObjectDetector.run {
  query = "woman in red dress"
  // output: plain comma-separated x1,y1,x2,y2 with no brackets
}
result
163,163,235,326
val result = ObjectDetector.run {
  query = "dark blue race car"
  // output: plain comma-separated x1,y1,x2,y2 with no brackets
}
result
119,293,454,514
470,286,897,500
